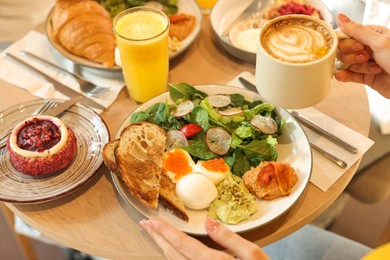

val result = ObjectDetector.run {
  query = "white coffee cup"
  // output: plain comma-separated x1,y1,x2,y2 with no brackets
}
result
255,15,339,109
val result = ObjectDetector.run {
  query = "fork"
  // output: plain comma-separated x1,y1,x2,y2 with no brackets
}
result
20,51,109,96
0,99,57,149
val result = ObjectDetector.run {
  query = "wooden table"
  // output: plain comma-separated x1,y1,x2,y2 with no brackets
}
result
0,15,370,259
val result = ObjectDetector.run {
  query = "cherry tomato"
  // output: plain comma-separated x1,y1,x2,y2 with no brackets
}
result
180,124,203,138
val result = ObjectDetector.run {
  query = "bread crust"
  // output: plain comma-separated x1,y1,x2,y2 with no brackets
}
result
103,122,189,221
115,122,165,209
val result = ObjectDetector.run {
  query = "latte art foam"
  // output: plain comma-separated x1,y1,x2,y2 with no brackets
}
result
261,19,333,63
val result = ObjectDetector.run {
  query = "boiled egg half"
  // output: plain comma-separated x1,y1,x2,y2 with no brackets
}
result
163,148,195,183
195,158,229,185
176,173,218,210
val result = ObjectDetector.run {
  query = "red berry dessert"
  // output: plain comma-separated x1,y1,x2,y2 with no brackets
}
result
6,115,77,176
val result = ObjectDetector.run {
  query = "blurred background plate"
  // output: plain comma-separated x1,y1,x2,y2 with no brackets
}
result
210,0,333,64
45,0,202,76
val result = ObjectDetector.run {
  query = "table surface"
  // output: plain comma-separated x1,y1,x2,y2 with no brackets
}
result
0,15,370,259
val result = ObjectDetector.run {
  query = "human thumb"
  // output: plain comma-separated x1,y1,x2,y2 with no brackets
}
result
337,13,379,48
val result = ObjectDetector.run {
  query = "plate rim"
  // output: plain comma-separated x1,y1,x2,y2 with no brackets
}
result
0,99,109,204
111,84,313,235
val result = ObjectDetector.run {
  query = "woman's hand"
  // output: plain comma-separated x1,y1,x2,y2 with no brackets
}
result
335,13,390,98
139,217,270,260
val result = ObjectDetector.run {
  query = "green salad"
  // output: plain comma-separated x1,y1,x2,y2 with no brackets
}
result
130,83,284,177
99,0,179,18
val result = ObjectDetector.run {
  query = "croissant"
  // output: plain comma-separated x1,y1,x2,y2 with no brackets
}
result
243,161,298,200
51,0,116,67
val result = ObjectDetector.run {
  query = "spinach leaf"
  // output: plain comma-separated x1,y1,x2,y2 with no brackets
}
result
237,140,278,165
181,134,218,160
190,105,209,131
230,148,252,177
144,102,168,125
169,83,207,104
130,111,150,123
229,93,250,107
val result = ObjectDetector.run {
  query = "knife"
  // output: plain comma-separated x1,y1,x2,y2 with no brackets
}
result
0,96,83,149
310,142,348,169
6,53,105,110
291,111,358,154
43,95,83,116
238,77,258,93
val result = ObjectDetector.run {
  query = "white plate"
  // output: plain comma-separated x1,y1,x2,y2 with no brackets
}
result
0,99,109,203
112,85,312,235
45,0,202,71
210,0,333,63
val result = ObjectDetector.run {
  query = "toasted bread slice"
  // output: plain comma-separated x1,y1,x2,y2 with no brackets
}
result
102,139,120,176
159,170,189,222
115,122,167,209
103,138,189,221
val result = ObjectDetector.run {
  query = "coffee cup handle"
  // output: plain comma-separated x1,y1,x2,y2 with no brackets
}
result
334,28,351,70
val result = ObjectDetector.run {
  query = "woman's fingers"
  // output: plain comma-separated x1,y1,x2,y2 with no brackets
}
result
338,38,365,53
139,219,188,260
140,218,230,260
205,218,270,260
337,50,369,64
335,70,364,84
337,13,382,47
347,62,382,74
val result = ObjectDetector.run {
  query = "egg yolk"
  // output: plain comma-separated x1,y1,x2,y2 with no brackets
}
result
163,149,193,180
202,158,229,173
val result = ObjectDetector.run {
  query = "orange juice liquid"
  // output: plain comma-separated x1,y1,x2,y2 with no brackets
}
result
196,0,218,9
114,9,169,103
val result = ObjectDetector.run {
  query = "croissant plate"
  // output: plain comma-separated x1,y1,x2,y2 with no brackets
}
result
51,0,116,67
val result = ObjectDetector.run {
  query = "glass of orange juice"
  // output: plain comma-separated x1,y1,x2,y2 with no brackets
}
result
196,0,218,13
113,7,169,103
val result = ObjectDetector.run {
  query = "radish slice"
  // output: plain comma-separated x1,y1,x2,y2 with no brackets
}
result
166,130,188,150
251,115,278,134
206,127,231,155
207,95,231,108
218,107,243,116
170,100,194,117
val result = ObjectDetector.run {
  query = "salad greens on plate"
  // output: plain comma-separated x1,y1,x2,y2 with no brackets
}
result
99,0,179,18
130,83,284,177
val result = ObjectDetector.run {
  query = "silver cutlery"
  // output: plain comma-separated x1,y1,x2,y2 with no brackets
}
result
291,111,358,154
0,99,56,148
6,53,105,110
238,77,258,92
310,142,348,169
20,51,109,96
0,99,56,142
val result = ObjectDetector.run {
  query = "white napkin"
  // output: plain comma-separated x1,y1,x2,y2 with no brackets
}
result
363,0,390,134
0,30,125,113
229,72,374,191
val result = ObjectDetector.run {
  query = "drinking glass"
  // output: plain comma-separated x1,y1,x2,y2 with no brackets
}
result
196,0,218,13
113,6,169,103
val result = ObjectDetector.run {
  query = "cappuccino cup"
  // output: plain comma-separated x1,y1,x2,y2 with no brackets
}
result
255,15,338,109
